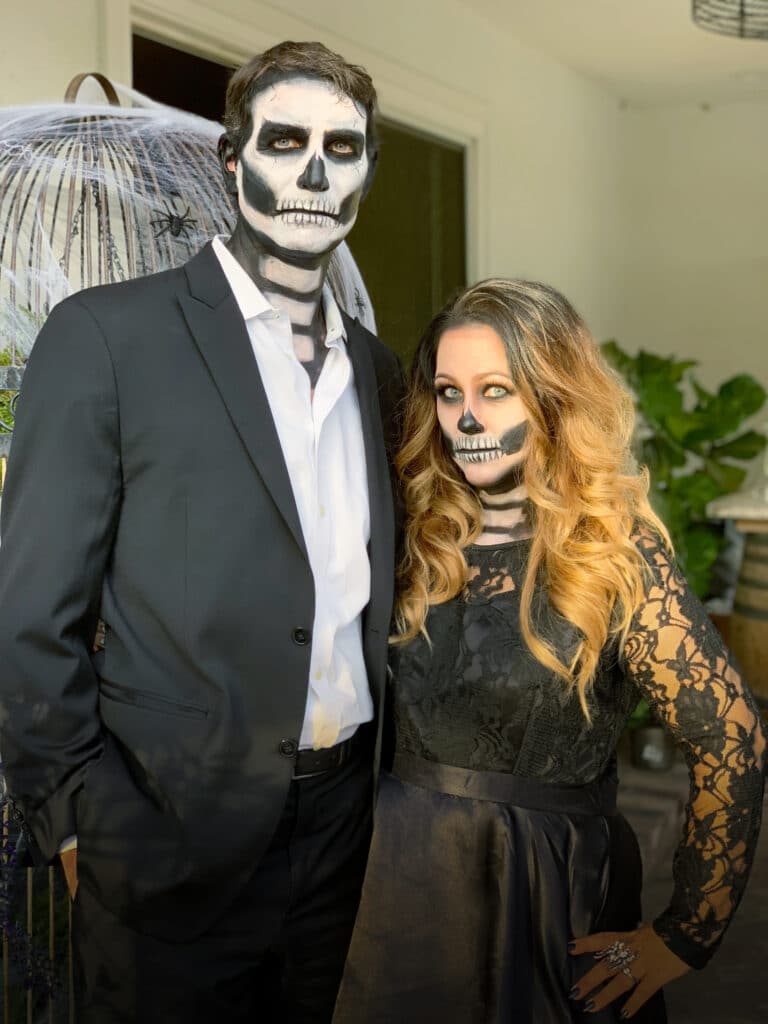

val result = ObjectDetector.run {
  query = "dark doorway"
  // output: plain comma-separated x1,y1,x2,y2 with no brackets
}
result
132,34,466,363
350,121,465,364
132,34,233,123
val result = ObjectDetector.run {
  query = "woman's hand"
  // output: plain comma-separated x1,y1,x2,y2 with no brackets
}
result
568,924,690,1018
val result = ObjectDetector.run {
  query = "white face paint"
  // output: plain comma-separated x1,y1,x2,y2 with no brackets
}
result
434,324,529,491
232,76,369,258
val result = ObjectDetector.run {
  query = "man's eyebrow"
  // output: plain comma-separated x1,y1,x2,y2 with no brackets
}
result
257,120,310,137
324,129,366,142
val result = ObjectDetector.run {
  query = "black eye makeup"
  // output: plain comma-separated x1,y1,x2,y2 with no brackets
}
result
256,121,310,153
324,131,365,160
482,382,513,399
434,383,463,403
271,137,303,151
433,379,515,403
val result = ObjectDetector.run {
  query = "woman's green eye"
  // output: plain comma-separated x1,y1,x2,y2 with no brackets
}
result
437,386,462,402
484,385,509,399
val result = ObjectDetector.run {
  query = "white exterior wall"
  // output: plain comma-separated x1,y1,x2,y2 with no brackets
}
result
620,97,768,389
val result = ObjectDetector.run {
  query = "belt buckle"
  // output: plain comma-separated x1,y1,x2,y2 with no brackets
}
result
292,757,330,781
292,738,349,781
292,768,326,781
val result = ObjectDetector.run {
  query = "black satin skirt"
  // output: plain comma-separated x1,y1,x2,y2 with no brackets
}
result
334,754,667,1024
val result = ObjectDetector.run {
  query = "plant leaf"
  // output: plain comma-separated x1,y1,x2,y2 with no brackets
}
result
667,471,724,517
718,374,767,419
676,525,724,599
666,411,703,444
628,698,652,728
705,459,747,493
692,378,714,408
636,350,697,384
648,486,688,540
638,373,684,427
710,430,767,461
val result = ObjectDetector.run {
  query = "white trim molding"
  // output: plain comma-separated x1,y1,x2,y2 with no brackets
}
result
99,0,133,87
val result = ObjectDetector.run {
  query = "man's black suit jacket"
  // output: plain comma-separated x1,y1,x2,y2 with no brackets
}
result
0,242,405,938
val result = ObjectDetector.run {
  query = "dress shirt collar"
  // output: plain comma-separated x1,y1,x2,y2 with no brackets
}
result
211,235,347,348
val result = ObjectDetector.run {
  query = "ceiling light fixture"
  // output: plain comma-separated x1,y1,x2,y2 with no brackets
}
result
692,0,768,38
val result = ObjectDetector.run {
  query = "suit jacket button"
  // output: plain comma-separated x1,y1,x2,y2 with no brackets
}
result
292,627,310,646
279,739,298,758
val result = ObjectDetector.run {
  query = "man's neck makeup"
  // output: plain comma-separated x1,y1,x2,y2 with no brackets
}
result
224,76,369,392
434,324,533,546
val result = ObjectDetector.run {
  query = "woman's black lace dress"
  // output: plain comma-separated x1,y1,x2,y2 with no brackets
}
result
334,533,766,1023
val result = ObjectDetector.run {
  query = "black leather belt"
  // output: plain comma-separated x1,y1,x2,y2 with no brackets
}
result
293,733,360,780
392,752,618,816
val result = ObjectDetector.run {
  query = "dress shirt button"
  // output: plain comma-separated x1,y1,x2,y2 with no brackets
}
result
292,627,311,646
279,738,298,758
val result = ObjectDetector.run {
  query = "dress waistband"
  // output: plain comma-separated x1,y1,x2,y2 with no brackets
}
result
392,752,618,816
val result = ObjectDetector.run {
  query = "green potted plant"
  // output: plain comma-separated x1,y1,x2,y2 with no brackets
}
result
602,340,766,598
601,341,767,767
0,348,15,433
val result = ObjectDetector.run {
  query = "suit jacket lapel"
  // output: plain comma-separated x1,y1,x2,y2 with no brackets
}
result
343,313,396,705
179,243,308,561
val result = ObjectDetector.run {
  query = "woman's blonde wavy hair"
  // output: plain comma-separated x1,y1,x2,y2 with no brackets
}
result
394,278,670,718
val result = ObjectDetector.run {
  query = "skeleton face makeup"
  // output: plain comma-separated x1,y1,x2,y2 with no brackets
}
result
231,76,369,259
434,324,529,491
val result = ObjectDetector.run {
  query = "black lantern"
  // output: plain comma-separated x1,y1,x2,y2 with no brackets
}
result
692,0,768,39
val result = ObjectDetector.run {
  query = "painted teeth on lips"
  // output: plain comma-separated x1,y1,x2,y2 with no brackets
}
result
455,449,504,463
452,437,505,463
280,212,338,226
452,437,503,452
276,198,340,216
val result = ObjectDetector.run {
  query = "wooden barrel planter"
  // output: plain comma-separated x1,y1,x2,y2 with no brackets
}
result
731,528,768,708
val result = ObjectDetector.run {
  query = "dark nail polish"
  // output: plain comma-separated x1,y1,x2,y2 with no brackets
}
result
567,941,576,952
585,1000,596,1012
569,986,579,1000
620,1010,630,1020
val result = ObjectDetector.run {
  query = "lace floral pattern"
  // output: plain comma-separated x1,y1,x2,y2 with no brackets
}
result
622,531,766,967
391,533,766,968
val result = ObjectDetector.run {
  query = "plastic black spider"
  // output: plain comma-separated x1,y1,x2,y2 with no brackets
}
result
151,198,197,240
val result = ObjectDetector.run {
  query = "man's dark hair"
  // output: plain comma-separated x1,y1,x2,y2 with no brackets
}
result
222,40,379,188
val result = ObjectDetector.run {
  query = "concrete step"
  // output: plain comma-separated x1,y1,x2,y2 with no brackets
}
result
617,753,767,1022
617,755,689,878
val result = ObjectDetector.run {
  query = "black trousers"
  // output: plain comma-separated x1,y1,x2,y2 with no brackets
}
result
72,746,373,1024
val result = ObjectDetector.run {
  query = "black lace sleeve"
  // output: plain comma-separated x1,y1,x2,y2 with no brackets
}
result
621,531,766,969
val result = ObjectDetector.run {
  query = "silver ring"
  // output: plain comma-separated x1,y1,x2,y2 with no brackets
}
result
622,966,639,986
596,940,639,974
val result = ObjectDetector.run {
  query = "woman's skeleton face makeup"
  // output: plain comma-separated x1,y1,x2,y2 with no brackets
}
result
231,76,369,259
434,324,529,491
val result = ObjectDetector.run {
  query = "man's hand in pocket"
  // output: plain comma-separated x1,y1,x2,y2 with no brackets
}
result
59,848,78,900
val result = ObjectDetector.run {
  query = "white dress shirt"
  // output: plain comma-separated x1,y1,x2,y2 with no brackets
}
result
212,236,373,750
